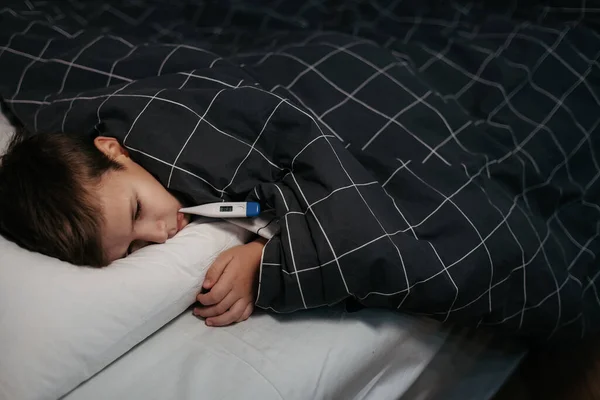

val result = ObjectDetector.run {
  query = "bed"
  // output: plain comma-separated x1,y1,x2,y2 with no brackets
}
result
1,107,525,400
2,0,599,399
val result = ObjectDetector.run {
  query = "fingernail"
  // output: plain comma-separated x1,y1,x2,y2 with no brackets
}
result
206,320,213,326
203,279,211,287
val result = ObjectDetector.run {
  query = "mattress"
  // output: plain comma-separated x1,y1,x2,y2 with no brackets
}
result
63,307,525,400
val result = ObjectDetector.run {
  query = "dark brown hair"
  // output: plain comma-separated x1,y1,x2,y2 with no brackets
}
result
0,131,122,266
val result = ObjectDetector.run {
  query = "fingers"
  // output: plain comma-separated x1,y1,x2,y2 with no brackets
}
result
237,302,254,323
205,298,249,327
197,264,234,305
196,281,231,306
202,252,233,290
193,292,237,318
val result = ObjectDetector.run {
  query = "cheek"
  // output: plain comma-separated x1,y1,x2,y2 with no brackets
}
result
152,183,182,213
136,168,181,214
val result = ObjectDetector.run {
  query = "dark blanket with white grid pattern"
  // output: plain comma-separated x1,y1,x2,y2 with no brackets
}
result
1,0,599,341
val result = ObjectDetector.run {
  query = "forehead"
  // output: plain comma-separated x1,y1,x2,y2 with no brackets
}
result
96,171,132,262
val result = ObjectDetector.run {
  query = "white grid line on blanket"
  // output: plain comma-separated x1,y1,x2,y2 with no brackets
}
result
57,35,105,95
472,32,600,108
274,182,310,308
166,88,227,187
220,99,286,195
0,44,133,83
106,43,141,87
268,50,451,165
0,19,38,61
317,42,470,159
316,42,461,161
286,109,598,311
406,112,599,317
8,90,285,171
466,42,600,180
439,23,600,326
426,26,596,217
462,163,529,329
252,80,414,306
10,38,53,100
420,42,544,171
403,163,496,312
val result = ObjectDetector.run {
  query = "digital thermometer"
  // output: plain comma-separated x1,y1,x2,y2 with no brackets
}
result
179,202,261,218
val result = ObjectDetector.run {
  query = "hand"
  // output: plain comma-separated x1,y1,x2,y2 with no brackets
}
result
194,238,266,327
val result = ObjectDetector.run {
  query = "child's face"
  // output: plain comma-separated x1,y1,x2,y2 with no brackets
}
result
94,137,190,263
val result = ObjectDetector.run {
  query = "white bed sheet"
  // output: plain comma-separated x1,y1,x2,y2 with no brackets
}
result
64,306,449,400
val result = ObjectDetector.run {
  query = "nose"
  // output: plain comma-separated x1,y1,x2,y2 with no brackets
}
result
139,219,169,244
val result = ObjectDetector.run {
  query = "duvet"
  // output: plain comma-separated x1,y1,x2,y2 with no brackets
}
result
1,0,599,340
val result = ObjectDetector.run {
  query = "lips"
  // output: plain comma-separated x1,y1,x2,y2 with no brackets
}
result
176,212,188,233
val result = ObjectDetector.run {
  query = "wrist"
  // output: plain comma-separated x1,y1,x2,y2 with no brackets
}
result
245,238,266,267
252,236,267,246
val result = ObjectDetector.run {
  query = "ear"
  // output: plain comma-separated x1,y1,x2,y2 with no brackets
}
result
93,136,130,159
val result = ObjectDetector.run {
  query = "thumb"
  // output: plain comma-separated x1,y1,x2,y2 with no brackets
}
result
203,253,232,289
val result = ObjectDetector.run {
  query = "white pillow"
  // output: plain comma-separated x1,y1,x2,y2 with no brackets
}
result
0,113,254,400
0,221,251,400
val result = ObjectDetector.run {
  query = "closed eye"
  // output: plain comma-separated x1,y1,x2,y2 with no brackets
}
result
134,200,142,220
126,200,143,257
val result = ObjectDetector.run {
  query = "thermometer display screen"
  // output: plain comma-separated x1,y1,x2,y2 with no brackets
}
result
220,206,233,212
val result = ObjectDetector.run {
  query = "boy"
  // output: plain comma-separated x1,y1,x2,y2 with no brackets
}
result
0,130,266,327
